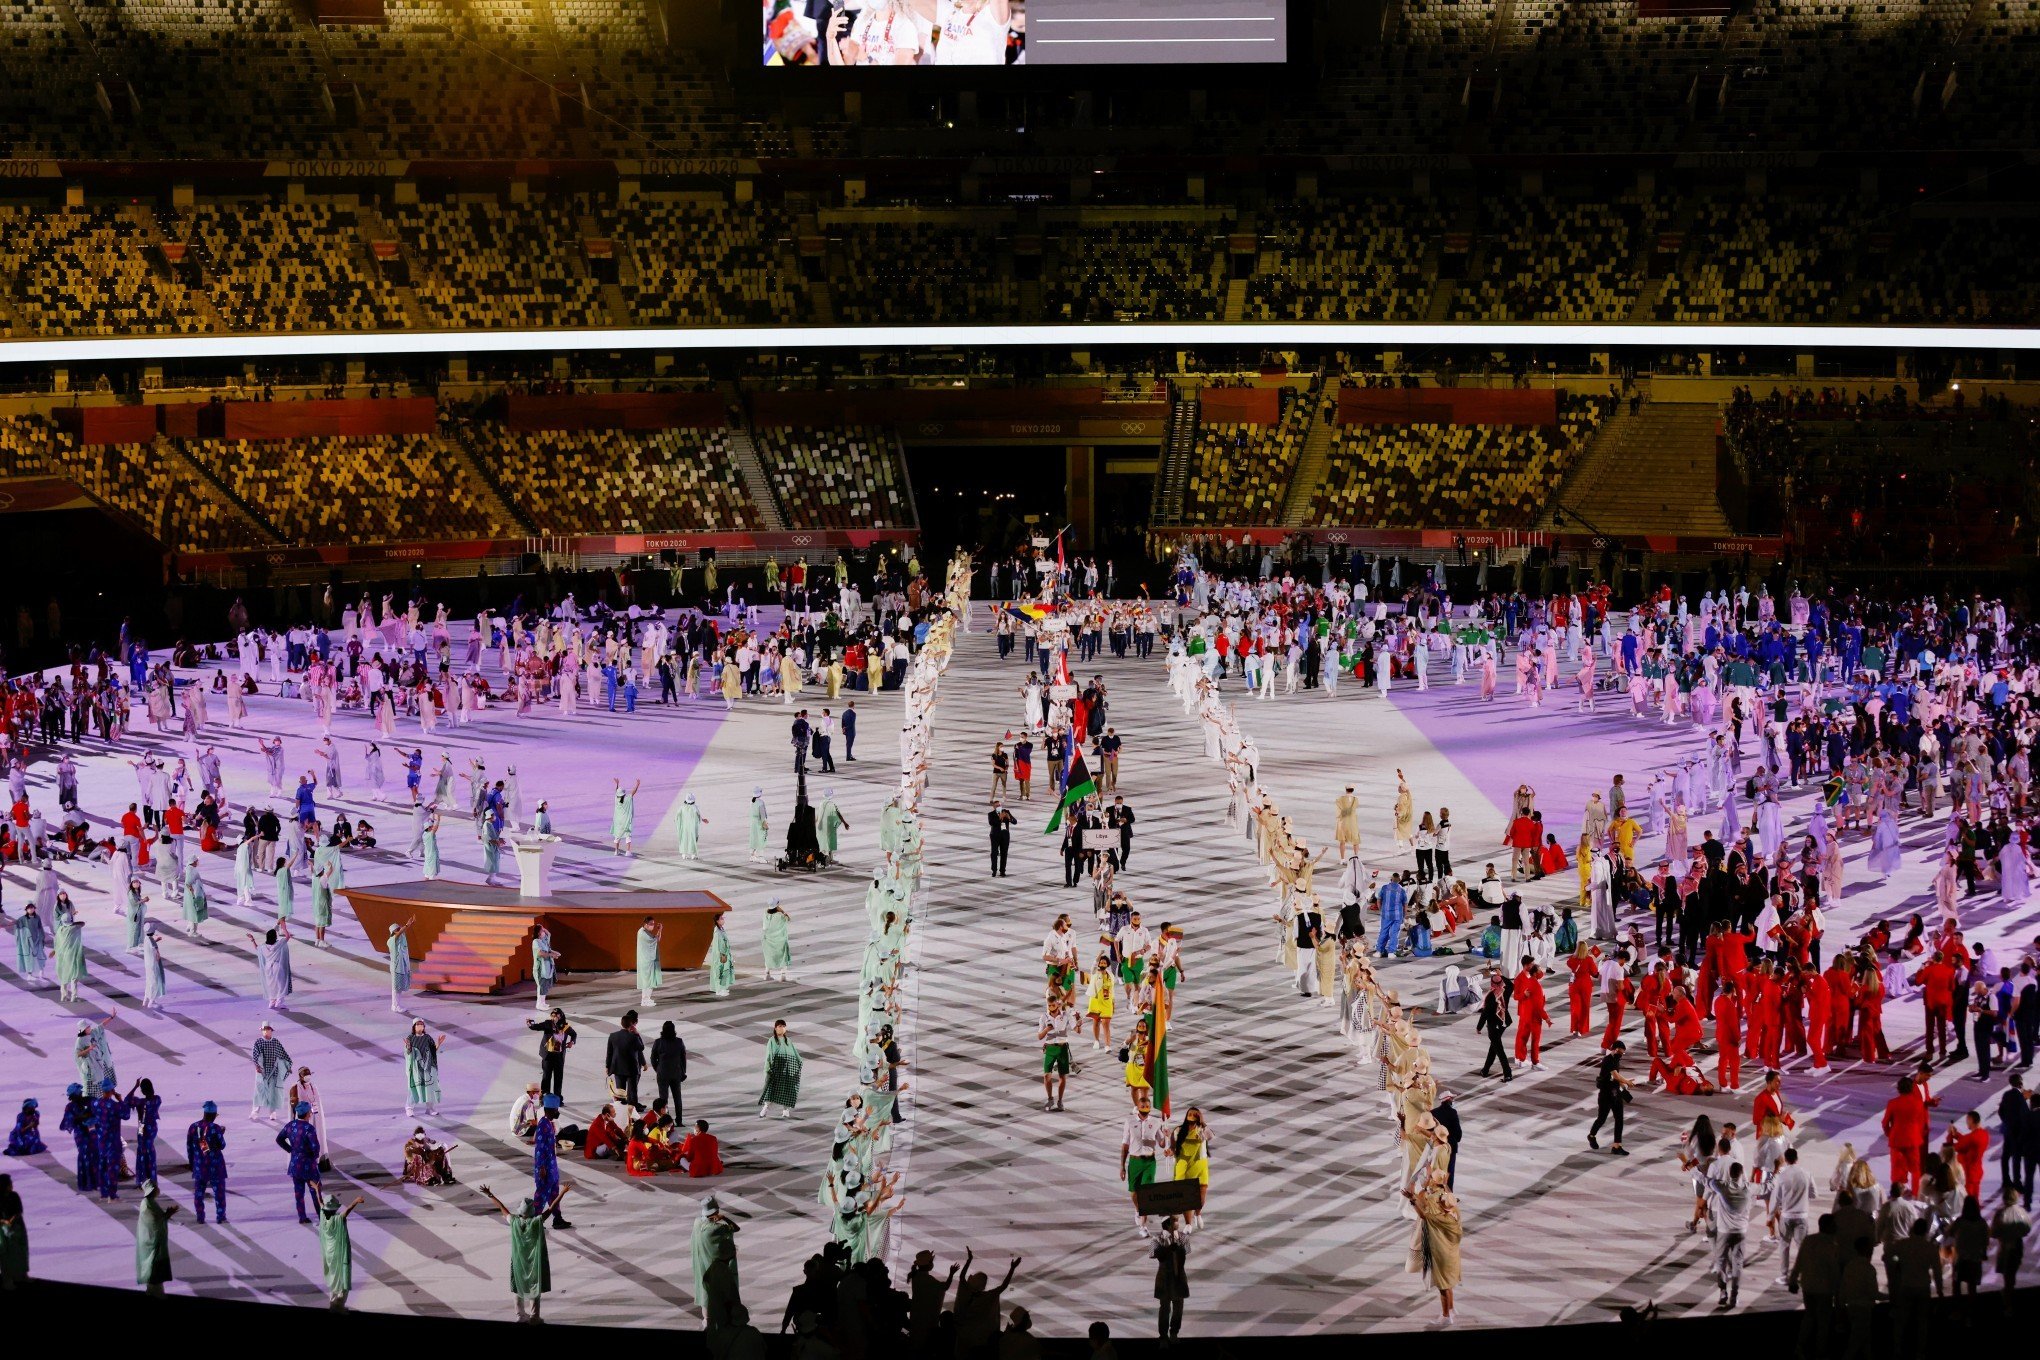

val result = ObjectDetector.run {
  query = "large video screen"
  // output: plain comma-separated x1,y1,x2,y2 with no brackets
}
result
762,0,1287,67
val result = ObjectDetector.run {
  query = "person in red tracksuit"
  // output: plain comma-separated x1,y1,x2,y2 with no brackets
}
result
1911,951,1959,1065
1881,1075,1929,1194
1802,964,1831,1071
1566,944,1599,1038
1713,980,1744,1092
1514,963,1550,1068
1603,966,1636,1053
1638,964,1669,1058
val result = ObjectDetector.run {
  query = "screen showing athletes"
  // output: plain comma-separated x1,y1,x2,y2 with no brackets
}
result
763,0,1287,66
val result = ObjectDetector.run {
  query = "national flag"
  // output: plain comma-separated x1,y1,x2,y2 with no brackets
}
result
1044,749,1097,833
1005,603,1050,622
1145,970,1172,1116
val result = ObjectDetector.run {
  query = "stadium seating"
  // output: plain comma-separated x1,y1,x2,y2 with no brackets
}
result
1243,201,1440,323
476,426,761,534
1657,199,1854,323
1307,394,1613,529
1180,388,1312,526
172,203,409,334
1452,195,1664,322
603,199,804,327
184,432,512,544
833,218,1019,325
393,199,607,330
1044,219,1229,323
753,427,913,529
0,206,208,336
0,414,266,550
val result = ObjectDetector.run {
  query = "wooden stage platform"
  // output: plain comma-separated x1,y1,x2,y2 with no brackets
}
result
343,880,730,996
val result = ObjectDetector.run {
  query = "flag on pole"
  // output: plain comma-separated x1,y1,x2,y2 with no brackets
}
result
1044,749,1097,833
1146,972,1172,1116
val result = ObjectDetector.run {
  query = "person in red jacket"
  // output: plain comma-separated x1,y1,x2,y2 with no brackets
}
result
1942,1111,1990,1200
1911,950,1960,1065
1882,1075,1929,1194
679,1119,723,1178
1713,981,1744,1092
1566,943,1599,1038
1603,964,1636,1053
1513,964,1550,1068
1802,965,1831,1071
1638,964,1669,1058
1506,813,1540,881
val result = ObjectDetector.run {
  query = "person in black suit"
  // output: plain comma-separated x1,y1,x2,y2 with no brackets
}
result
1106,796,1136,869
650,1020,687,1123
1476,976,1514,1081
988,801,1015,877
842,702,858,762
526,1007,575,1101
604,1009,647,1110
790,711,811,774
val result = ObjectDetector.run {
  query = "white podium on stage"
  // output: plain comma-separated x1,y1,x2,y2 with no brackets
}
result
512,835,561,898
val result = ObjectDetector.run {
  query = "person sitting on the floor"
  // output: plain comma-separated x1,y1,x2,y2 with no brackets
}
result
582,1104,625,1161
401,1126,457,1185
679,1118,724,1177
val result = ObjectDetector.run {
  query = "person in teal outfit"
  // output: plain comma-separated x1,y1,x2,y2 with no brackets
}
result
135,1181,177,1294
421,805,442,881
54,905,86,1003
272,853,294,922
311,832,344,946
182,861,209,939
707,916,735,998
480,1182,568,1324
312,1192,365,1309
611,778,641,856
531,923,560,1013
387,917,415,1013
761,901,795,982
12,902,46,985
636,917,664,1008
677,794,706,860
819,789,848,860
748,789,769,864
121,881,147,953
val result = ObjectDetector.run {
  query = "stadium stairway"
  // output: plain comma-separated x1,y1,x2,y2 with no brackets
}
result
355,206,432,331
1152,390,1197,523
1550,401,1732,536
727,429,789,532
163,438,285,544
446,424,537,535
1280,396,1336,527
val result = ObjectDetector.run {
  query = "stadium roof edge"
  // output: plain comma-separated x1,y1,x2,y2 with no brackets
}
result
3,323,2038,363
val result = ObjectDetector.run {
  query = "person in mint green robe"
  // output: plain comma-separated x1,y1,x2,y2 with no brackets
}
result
761,902,794,981
135,1182,176,1293
819,791,847,858
636,919,664,1008
312,1192,363,1309
707,917,735,997
677,794,705,859
480,1184,564,1323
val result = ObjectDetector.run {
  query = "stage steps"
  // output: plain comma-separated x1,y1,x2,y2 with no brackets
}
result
412,913,540,996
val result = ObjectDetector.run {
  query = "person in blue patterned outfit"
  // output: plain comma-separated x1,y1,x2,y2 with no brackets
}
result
89,1079,127,1200
57,1084,96,1194
125,1079,162,1187
532,1093,573,1230
277,1100,322,1223
186,1101,228,1224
